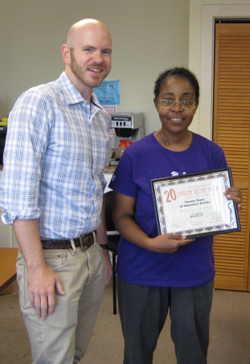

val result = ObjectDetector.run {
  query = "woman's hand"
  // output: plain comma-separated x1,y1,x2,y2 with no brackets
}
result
225,187,242,210
146,234,195,254
113,192,195,254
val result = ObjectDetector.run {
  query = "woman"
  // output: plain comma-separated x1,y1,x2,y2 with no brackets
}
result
109,67,241,364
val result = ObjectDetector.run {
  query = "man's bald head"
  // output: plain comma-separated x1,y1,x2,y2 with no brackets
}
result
66,18,111,49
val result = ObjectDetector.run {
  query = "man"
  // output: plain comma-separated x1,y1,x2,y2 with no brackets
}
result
0,18,113,364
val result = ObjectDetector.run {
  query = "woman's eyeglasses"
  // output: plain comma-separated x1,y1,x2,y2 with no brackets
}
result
157,99,196,110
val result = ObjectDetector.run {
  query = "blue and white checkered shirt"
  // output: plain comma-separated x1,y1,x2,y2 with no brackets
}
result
0,72,111,239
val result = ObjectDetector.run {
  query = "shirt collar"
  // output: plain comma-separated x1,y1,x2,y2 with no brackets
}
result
58,72,102,110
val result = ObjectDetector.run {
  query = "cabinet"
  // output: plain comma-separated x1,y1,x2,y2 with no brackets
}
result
0,215,17,248
0,208,18,248
0,170,18,248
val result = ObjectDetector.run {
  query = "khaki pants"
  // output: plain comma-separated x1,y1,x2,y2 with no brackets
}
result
17,243,106,364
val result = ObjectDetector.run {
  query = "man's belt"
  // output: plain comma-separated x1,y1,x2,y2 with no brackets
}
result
41,232,94,251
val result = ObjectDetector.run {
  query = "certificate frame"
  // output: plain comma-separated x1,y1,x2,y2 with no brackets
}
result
151,168,241,239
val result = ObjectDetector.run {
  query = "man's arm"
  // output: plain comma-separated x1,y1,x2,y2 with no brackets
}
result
13,218,65,320
96,196,112,285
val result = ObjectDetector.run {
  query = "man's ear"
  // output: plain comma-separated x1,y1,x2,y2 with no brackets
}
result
61,44,71,65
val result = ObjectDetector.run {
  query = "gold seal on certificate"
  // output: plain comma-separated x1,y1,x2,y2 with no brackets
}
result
151,168,241,238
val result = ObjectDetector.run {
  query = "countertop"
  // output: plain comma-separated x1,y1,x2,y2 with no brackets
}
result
104,166,116,174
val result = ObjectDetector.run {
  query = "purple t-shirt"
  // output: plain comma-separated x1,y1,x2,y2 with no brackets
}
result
109,132,227,287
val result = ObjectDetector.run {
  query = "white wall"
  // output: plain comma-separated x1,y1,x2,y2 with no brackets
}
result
2,1,248,140
0,0,189,136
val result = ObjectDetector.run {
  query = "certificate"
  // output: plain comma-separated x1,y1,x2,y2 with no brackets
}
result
151,168,241,238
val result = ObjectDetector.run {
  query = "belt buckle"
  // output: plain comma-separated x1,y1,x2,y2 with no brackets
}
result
79,234,91,252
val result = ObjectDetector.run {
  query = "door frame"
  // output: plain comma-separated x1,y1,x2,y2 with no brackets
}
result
189,3,250,140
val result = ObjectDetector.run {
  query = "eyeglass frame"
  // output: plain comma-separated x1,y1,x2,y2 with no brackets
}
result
157,98,197,110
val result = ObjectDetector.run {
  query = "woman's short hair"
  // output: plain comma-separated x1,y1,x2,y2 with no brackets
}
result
154,67,200,102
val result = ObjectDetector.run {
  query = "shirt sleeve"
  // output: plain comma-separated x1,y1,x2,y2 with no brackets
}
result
109,151,138,198
219,151,227,168
0,89,51,224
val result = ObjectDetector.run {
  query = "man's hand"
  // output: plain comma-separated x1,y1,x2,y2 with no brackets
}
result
27,264,65,320
13,218,66,320
102,249,113,286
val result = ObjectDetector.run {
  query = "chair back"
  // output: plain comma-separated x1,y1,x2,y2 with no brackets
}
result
104,191,120,253
104,191,116,231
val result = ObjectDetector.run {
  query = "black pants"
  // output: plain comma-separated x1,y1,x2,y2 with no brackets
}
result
118,278,214,364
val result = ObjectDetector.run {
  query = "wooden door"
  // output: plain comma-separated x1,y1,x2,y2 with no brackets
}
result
213,23,250,291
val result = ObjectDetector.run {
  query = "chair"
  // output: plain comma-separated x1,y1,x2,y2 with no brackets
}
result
104,191,120,314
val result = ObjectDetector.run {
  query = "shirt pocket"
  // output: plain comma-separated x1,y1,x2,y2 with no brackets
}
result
16,251,69,309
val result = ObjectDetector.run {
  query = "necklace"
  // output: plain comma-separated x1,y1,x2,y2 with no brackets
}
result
160,130,170,146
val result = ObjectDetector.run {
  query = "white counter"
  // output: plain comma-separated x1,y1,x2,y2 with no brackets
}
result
104,166,115,193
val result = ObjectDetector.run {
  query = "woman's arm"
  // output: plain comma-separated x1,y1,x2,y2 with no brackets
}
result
113,192,194,254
